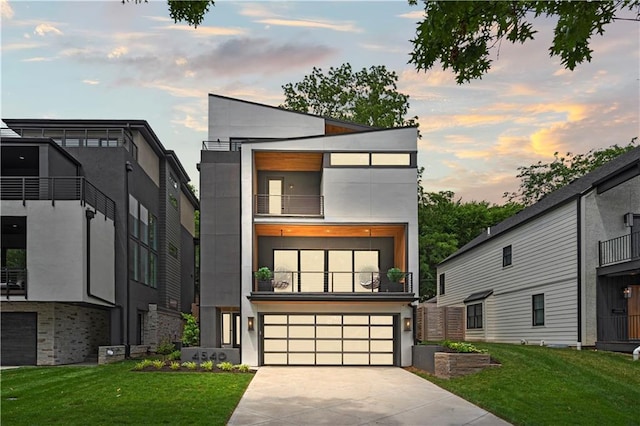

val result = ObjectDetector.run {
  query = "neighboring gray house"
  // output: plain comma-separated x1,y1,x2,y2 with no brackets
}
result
1,120,199,365
437,146,640,352
199,94,419,366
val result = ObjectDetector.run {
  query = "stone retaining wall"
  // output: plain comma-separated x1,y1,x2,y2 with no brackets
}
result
434,352,490,379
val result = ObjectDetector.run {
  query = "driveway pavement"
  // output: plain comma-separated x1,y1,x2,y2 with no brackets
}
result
227,367,510,425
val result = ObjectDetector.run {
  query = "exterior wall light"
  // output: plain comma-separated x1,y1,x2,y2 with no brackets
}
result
403,317,412,332
247,316,255,331
623,287,632,299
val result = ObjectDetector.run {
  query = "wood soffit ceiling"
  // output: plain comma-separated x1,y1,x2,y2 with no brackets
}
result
254,224,405,238
254,152,323,171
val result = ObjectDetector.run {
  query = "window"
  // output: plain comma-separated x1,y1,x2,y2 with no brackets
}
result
169,174,179,190
371,153,411,166
128,196,158,287
330,153,369,166
502,245,512,267
169,243,179,259
129,195,139,238
532,294,545,326
439,273,445,295
467,303,483,329
169,194,178,209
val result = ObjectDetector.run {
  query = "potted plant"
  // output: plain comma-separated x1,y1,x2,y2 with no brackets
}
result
254,266,273,291
384,267,404,292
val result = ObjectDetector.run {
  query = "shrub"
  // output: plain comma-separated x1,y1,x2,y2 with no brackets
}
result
152,359,165,369
254,266,272,281
201,360,214,371
217,362,234,371
181,313,200,347
234,364,250,373
168,350,182,361
181,361,197,370
170,361,181,370
156,339,175,356
441,340,486,353
134,359,154,370
386,267,403,282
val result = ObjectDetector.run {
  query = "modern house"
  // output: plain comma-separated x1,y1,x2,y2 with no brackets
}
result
1,120,199,365
436,146,640,352
199,94,419,366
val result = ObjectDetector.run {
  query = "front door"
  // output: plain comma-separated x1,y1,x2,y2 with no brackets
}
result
629,285,640,339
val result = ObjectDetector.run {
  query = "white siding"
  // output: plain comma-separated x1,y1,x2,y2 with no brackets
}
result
208,96,324,141
438,201,579,345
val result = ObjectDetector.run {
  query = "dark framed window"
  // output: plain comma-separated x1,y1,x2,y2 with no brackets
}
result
439,273,445,295
467,303,483,329
502,245,512,267
532,294,545,326
129,195,158,287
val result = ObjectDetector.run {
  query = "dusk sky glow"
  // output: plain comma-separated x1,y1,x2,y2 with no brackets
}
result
2,0,638,203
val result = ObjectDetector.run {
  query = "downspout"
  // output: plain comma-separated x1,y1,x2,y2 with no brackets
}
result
86,208,114,305
633,346,640,361
125,161,134,357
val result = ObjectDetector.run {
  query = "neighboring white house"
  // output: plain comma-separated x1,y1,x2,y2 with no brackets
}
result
437,146,640,352
199,94,419,366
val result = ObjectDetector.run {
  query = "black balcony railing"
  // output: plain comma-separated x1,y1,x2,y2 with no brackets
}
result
1,268,27,297
254,194,324,216
0,177,115,220
599,232,640,266
598,314,640,341
202,140,241,151
253,270,413,293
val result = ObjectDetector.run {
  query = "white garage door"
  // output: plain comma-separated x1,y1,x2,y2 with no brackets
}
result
261,314,396,366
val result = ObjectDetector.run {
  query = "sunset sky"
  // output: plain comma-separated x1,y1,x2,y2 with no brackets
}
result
2,0,638,203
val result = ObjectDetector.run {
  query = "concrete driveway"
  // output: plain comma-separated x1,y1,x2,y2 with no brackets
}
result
228,367,510,425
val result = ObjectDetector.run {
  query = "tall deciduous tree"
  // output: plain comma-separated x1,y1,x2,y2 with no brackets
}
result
409,0,640,84
504,138,638,206
418,170,523,300
281,64,418,128
123,0,215,28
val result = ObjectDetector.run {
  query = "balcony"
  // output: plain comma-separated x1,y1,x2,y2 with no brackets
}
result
599,232,640,267
252,270,413,294
0,177,115,220
254,194,324,217
598,314,640,342
1,268,27,297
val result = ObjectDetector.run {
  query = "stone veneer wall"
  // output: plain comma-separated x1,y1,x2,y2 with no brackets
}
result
2,302,109,365
434,352,491,379
143,304,184,351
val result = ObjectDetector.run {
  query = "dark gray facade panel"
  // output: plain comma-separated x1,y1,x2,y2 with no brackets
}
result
180,226,196,313
257,171,321,196
47,145,79,177
160,160,183,311
199,155,241,346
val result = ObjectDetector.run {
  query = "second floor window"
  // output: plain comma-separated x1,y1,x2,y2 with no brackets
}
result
502,245,512,267
129,195,158,288
439,273,445,295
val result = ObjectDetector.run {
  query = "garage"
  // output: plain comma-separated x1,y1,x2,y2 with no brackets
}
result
261,314,396,366
1,312,37,365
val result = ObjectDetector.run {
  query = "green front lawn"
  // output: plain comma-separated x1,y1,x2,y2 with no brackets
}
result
1,360,253,425
411,343,640,426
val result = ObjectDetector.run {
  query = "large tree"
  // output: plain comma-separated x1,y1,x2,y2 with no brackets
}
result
141,1,638,84
418,170,523,300
504,138,638,206
409,0,640,84
281,64,418,128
